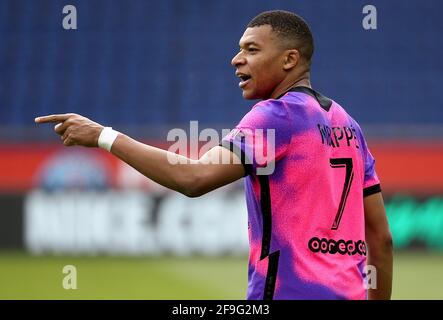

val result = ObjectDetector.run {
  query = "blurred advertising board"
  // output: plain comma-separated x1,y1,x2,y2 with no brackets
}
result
0,141,443,254
2,141,443,194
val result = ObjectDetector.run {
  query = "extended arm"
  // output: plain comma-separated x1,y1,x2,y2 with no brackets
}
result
364,192,393,300
110,134,244,197
35,113,245,197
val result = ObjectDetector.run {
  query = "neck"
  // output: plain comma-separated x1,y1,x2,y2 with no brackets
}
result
269,73,311,99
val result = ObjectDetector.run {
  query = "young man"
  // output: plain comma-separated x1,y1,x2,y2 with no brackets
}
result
35,10,392,300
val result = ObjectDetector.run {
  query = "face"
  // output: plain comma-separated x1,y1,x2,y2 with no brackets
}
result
231,25,287,100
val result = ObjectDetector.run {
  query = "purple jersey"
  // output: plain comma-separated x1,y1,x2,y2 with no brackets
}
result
221,87,380,300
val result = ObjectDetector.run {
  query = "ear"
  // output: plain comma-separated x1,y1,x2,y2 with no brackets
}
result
283,49,300,71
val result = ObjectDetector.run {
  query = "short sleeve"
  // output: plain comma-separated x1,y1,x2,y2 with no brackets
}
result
355,124,382,197
220,99,292,176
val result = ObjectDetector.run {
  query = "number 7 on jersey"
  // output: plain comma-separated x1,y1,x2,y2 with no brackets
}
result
329,158,354,230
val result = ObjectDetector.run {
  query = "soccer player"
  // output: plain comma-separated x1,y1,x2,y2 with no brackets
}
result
35,10,392,300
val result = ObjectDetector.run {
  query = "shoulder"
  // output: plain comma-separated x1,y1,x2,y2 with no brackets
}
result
238,98,293,128
344,112,364,137
252,98,289,116
329,99,363,132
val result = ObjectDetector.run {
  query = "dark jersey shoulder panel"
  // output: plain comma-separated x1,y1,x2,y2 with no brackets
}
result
278,86,333,112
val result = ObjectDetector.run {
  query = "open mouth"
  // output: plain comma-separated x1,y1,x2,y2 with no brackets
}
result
237,73,252,88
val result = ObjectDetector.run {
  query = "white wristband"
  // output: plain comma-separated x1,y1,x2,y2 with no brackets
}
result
98,127,119,152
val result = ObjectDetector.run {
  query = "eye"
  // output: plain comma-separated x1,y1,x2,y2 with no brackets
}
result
248,47,258,52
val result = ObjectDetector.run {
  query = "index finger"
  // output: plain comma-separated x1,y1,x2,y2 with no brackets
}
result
35,114,73,124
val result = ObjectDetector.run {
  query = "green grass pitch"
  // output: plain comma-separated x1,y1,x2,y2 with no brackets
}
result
0,251,442,299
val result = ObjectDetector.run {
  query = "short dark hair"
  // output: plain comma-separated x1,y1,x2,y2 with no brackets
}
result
247,10,314,66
